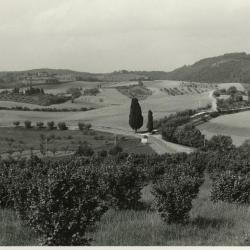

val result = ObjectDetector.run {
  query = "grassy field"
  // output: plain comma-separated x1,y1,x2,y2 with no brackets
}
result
0,127,154,157
198,110,250,146
1,175,250,246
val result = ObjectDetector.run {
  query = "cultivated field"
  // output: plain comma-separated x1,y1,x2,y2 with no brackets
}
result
0,127,154,157
0,81,213,133
198,110,250,146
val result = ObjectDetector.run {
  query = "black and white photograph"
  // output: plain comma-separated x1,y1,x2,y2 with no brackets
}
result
0,0,250,246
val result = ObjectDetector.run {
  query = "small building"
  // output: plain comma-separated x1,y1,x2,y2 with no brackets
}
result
141,135,148,144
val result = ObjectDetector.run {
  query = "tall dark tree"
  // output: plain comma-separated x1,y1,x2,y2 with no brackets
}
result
147,110,153,133
129,98,143,133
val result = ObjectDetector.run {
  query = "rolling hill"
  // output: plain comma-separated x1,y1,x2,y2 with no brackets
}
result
166,52,250,83
2,52,250,88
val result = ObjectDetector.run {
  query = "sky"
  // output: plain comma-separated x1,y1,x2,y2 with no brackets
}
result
0,0,250,72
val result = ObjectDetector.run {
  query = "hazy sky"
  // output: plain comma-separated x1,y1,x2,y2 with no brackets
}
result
1,0,250,72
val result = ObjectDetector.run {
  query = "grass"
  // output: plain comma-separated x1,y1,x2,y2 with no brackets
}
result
92,176,250,246
0,127,154,156
1,175,250,246
0,210,39,246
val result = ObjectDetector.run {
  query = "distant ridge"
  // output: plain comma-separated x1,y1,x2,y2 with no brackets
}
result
166,52,250,83
1,52,250,85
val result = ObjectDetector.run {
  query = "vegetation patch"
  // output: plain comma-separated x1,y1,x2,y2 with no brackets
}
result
117,84,152,100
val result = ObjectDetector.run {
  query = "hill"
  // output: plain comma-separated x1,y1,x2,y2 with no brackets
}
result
166,52,250,83
2,52,250,87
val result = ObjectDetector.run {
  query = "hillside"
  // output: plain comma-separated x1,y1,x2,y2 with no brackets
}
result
166,52,250,83
2,52,250,88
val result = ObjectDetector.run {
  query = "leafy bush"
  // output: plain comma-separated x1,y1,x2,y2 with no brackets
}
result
109,145,123,155
36,121,44,129
153,163,204,224
26,162,108,245
78,122,85,131
101,159,144,209
13,121,20,127
75,143,94,157
211,171,250,204
173,125,204,148
98,150,107,158
205,135,235,152
58,122,68,130
2,156,108,246
78,122,92,131
24,120,32,129
47,121,55,130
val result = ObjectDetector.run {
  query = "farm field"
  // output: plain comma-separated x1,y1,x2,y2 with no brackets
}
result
0,127,154,157
1,175,250,246
198,110,250,146
0,80,213,133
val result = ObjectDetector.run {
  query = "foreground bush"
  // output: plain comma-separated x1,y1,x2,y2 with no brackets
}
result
153,163,204,224
211,171,250,204
101,158,144,210
5,157,108,246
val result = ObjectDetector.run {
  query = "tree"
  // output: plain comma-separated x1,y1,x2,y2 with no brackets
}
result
13,121,20,127
36,121,44,129
147,110,153,133
47,121,55,130
24,120,32,129
205,135,235,152
57,122,68,130
129,98,143,133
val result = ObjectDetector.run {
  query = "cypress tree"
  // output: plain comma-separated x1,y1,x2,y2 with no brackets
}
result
147,110,153,133
129,98,143,133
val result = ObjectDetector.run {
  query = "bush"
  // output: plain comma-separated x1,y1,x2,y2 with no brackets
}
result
2,157,108,245
109,145,123,156
78,122,85,131
75,143,94,157
153,163,204,224
211,171,250,204
36,121,44,129
47,121,55,130
13,121,20,127
98,150,107,158
24,120,32,129
101,159,144,209
173,125,204,148
205,135,235,152
58,122,68,130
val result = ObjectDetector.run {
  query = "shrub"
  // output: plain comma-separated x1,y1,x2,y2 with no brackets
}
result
211,171,250,204
98,150,107,158
47,121,55,130
75,143,94,157
101,159,144,209
13,121,20,127
58,122,68,130
153,163,204,224
205,135,235,152
109,145,123,156
24,120,32,129
36,121,44,129
78,122,85,131
2,156,109,245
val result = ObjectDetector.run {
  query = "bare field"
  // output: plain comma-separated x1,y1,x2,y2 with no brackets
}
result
198,110,250,146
